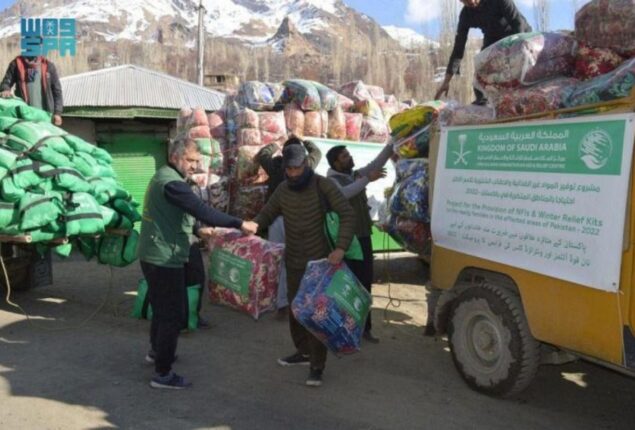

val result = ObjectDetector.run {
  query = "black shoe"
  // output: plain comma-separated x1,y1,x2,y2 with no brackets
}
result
306,368,323,387
277,352,310,366
197,317,211,329
423,323,436,337
363,330,380,344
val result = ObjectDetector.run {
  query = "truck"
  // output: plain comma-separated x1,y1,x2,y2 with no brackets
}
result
427,96,635,397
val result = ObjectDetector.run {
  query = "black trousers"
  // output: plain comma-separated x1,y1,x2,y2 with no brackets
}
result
141,261,187,376
185,243,206,315
344,236,373,332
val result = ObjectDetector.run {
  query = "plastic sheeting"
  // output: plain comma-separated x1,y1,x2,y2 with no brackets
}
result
575,0,635,56
566,58,635,107
494,78,578,119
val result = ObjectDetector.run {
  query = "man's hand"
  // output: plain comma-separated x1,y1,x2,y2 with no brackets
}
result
327,248,345,265
367,168,386,182
434,81,450,100
0,90,12,98
197,227,215,240
240,220,258,235
53,114,62,126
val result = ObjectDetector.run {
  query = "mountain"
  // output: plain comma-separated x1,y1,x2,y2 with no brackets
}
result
382,25,440,50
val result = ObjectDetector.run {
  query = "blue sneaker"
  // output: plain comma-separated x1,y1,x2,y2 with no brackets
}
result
150,372,192,390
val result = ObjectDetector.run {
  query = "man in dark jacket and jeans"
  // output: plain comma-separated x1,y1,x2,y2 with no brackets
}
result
254,144,355,387
434,0,531,105
138,134,257,389
0,55,64,125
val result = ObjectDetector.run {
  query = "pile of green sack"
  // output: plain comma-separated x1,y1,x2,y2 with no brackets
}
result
0,97,140,266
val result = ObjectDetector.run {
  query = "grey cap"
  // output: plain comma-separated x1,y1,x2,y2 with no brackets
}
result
282,143,307,168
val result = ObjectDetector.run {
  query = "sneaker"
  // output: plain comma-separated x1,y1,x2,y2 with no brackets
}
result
305,368,323,387
363,330,380,344
150,372,192,390
145,350,177,364
277,352,310,366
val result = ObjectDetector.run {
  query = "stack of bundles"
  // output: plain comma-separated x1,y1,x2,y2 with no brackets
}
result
384,159,432,257
379,95,400,122
439,102,495,126
344,112,363,141
280,79,340,138
494,77,579,118
575,0,635,58
0,98,139,263
237,81,283,111
292,259,371,354
565,58,635,107
207,110,228,176
177,107,224,184
208,228,284,320
339,80,389,142
390,101,445,159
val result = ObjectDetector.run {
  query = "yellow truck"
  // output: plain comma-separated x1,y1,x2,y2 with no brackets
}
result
428,96,635,397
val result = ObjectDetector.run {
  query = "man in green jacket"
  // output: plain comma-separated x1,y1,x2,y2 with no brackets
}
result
138,134,257,389
254,144,355,387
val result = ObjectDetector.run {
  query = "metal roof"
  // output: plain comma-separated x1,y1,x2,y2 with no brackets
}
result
61,64,226,112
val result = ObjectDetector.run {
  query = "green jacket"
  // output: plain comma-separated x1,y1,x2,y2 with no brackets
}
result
137,165,195,267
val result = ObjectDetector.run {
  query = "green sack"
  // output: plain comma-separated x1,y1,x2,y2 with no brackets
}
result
8,122,72,155
0,201,18,228
94,159,115,178
29,144,73,167
0,117,20,132
15,105,52,122
0,166,8,182
28,222,65,242
113,198,141,223
76,236,98,260
1,176,25,202
132,279,200,331
0,97,27,113
1,158,41,202
5,133,32,152
92,147,113,164
53,242,73,258
324,211,364,261
37,165,93,193
196,138,213,156
19,192,62,230
63,135,95,153
64,192,105,236
71,152,99,177
98,232,137,267
122,229,139,264
0,143,19,169
98,205,119,227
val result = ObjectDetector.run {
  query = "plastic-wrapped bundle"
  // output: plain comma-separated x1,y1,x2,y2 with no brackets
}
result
261,131,287,147
236,128,262,147
237,108,259,129
187,108,209,127
475,32,577,95
236,145,268,184
230,185,267,220
238,81,277,111
389,102,444,140
328,106,347,139
266,83,284,104
379,101,399,122
208,111,226,139
187,125,211,139
313,82,339,112
366,85,385,102
389,159,430,223
292,259,371,355
208,175,230,212
284,102,305,137
281,79,322,111
257,111,286,135
339,80,371,102
337,93,355,111
344,113,363,141
575,0,635,57
388,216,432,257
304,111,323,137
574,44,625,81
209,139,224,174
320,110,329,137
494,78,578,119
208,228,284,320
354,99,384,122
360,118,389,143
176,107,193,131
566,58,635,107
440,102,495,126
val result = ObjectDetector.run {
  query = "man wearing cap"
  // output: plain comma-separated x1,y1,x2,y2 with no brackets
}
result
254,143,355,387
0,54,63,125
325,141,395,343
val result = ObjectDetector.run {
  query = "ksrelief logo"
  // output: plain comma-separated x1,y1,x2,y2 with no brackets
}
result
228,267,240,284
579,129,613,170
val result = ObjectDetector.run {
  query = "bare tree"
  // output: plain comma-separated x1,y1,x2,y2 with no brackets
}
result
533,0,550,32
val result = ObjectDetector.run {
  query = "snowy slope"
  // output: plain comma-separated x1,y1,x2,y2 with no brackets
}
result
383,25,439,49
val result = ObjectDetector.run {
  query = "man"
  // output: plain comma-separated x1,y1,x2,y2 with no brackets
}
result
254,144,355,387
325,141,394,343
138,134,257,389
1,54,64,125
434,0,531,105
256,137,322,317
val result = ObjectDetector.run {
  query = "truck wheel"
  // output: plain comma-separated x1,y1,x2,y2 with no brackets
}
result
448,283,540,397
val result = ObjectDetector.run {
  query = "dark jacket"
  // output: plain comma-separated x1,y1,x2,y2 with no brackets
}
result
447,0,531,75
256,140,322,201
0,56,63,114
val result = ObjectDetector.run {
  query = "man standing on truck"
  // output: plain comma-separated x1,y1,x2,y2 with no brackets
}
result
325,141,394,343
434,0,531,105
255,137,322,319
138,134,257,389
0,49,64,125
254,143,355,387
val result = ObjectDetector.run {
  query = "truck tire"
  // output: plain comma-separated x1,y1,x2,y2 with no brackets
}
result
448,283,540,398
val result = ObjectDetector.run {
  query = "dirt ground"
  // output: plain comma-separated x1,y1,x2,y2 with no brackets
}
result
0,252,634,430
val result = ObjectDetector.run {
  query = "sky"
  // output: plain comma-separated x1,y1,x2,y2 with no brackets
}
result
0,0,590,39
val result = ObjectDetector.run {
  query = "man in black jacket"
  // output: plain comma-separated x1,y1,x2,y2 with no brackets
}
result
434,0,531,105
0,55,64,125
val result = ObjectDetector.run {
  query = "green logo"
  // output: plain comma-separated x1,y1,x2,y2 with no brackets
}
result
579,129,613,170
325,269,371,326
209,249,253,298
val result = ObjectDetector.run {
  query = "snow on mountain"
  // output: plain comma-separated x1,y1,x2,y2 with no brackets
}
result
383,25,439,49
